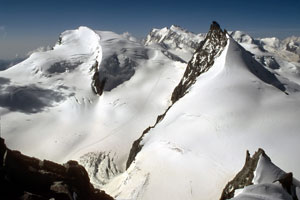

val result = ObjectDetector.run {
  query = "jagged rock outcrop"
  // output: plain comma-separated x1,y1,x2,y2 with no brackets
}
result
0,137,113,200
221,149,300,200
171,21,227,103
91,60,106,96
220,149,265,200
126,21,228,169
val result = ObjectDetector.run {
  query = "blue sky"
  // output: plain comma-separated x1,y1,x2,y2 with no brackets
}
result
0,0,300,59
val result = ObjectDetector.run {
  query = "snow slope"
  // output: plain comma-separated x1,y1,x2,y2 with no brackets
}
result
230,31,300,86
0,26,102,159
0,25,187,181
106,35,300,199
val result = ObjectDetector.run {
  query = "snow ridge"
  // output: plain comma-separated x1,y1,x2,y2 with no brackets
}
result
126,21,228,169
230,31,300,63
171,21,228,103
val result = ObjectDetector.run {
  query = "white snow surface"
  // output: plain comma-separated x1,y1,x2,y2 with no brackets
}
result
0,26,186,171
0,25,299,200
253,154,286,185
232,183,293,200
106,38,300,200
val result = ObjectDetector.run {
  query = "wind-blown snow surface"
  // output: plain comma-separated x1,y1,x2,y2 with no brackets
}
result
0,26,187,173
105,38,300,200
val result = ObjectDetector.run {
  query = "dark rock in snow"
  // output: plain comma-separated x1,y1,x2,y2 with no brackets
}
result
98,54,136,91
91,60,106,96
0,137,114,200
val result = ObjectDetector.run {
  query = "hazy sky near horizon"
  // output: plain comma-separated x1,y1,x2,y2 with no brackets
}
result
0,0,300,59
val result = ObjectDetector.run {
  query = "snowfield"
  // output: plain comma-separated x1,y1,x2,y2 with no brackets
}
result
0,23,300,200
103,37,300,200
0,26,187,172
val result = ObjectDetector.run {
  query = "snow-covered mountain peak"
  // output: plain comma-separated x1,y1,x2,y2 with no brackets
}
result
92,30,151,93
1,26,102,90
54,26,101,55
142,25,206,63
126,21,228,169
282,36,300,55
260,37,280,49
230,30,254,44
0,24,187,170
144,24,205,61
230,31,300,64
109,22,300,200
171,21,228,103
169,24,190,33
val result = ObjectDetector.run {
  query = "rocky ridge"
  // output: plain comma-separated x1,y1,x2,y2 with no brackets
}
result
126,21,228,169
171,21,228,103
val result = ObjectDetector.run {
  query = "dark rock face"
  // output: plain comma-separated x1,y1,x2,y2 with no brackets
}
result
171,21,227,103
220,149,265,200
0,138,113,200
98,54,136,91
126,22,228,169
91,60,106,96
126,127,152,170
